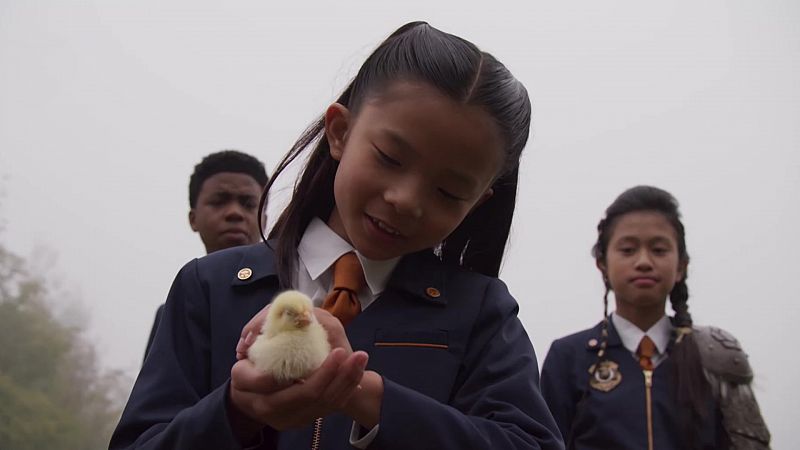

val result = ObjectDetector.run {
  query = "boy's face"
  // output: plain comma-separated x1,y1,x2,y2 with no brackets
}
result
189,172,263,254
324,81,503,261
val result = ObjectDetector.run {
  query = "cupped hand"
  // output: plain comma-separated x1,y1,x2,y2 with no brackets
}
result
229,347,368,431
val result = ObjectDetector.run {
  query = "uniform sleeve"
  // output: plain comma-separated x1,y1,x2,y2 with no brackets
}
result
540,340,579,443
142,304,164,361
371,279,565,450
109,260,276,450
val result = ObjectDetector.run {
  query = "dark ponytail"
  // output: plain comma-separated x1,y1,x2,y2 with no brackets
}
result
590,185,711,450
668,276,711,450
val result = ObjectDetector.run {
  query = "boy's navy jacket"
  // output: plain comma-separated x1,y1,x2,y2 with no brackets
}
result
110,243,564,450
540,320,724,450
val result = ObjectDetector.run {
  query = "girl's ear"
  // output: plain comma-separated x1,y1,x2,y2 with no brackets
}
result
325,103,351,161
596,259,608,280
676,260,688,282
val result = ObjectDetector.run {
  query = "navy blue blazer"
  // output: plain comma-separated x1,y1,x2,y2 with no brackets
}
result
110,243,563,450
540,321,723,450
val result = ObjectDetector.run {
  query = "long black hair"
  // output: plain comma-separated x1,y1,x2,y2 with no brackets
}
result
259,21,531,287
590,185,711,450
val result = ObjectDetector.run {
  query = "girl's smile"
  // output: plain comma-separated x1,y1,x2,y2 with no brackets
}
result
365,214,403,237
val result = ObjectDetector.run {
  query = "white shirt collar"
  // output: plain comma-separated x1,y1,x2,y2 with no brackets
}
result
297,217,400,295
611,312,671,356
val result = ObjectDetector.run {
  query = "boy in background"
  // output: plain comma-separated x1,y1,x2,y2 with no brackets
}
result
144,150,269,357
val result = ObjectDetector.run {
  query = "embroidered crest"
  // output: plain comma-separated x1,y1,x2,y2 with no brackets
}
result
589,360,622,392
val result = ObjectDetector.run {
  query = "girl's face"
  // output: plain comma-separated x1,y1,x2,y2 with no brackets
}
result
324,81,504,261
599,211,686,316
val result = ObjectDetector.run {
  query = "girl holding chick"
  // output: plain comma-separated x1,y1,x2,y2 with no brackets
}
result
540,186,770,450
112,21,562,450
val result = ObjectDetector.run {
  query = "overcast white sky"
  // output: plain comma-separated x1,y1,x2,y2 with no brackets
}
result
2,1,798,447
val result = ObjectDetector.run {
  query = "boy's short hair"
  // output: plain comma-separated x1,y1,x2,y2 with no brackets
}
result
188,150,269,208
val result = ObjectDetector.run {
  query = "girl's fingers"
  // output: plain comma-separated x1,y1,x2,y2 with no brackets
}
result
235,331,255,360
266,348,347,406
236,305,270,357
241,308,267,339
230,359,284,394
232,349,370,428
313,309,353,352
321,351,369,407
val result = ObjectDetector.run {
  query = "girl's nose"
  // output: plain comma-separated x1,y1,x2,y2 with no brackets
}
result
384,184,423,219
634,251,654,270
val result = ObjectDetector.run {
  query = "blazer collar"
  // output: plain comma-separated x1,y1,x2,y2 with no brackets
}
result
230,241,278,286
585,317,624,350
229,243,450,307
385,250,449,306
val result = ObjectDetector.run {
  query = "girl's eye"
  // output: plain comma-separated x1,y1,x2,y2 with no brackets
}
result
619,247,635,255
375,148,401,167
438,188,466,202
652,247,668,255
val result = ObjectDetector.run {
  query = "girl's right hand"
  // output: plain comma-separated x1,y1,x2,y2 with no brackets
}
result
228,347,369,432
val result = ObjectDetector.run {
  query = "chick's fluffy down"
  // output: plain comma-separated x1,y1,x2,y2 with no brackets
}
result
247,290,331,383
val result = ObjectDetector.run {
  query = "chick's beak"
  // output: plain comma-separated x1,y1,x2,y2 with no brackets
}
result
295,310,312,328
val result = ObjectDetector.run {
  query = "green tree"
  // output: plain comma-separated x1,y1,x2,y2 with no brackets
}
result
0,244,126,449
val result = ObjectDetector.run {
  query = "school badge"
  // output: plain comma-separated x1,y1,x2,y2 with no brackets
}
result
589,360,622,392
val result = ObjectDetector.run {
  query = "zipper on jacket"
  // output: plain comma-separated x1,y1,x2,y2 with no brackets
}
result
311,417,323,450
643,369,654,450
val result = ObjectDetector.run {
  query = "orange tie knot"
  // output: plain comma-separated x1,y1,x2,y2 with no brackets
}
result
322,252,365,326
332,252,366,293
637,335,656,371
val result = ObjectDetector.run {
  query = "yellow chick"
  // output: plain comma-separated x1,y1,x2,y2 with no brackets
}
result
247,290,331,383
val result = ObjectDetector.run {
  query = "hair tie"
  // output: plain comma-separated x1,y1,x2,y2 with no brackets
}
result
675,326,692,344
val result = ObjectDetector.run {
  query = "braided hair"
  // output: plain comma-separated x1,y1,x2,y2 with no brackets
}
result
590,185,711,450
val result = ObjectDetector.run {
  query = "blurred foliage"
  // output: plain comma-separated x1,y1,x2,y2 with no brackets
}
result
0,244,126,449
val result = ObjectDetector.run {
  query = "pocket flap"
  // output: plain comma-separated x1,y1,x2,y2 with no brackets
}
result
373,329,449,349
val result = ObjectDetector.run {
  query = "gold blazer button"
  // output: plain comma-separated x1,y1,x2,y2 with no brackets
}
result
237,268,253,280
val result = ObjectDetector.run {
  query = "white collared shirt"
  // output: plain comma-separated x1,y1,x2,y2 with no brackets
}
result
611,312,672,368
294,217,401,448
296,217,400,310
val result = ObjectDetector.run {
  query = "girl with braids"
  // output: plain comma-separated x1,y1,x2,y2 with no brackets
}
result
540,185,770,450
111,21,563,450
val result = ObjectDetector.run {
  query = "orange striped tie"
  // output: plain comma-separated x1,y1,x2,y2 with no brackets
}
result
637,336,656,371
322,252,364,326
